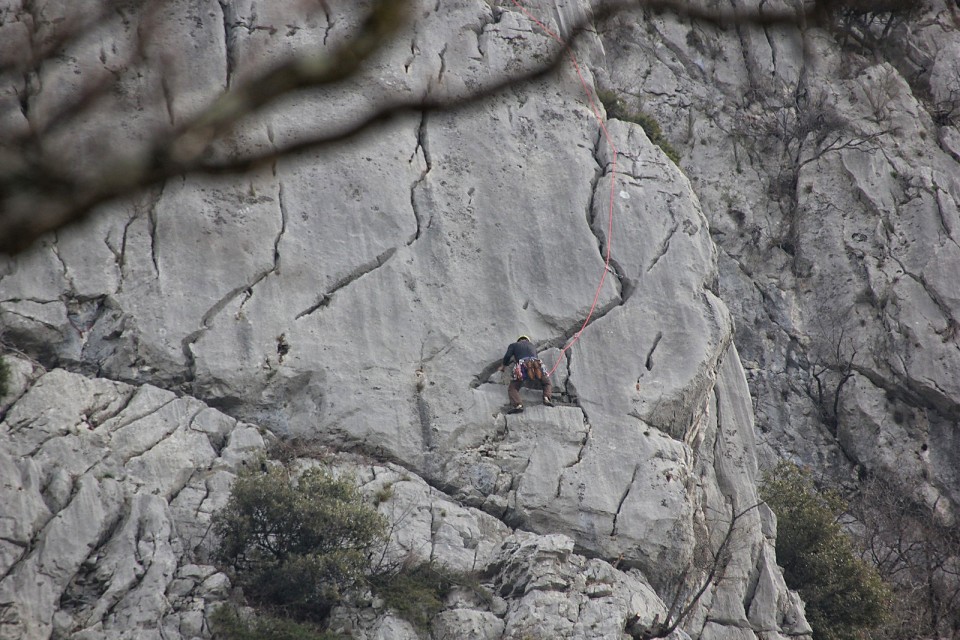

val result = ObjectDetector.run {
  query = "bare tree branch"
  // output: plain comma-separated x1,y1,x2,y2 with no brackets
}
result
627,501,763,639
1,0,413,254
0,0,921,255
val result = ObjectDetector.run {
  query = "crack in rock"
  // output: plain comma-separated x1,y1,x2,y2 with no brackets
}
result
645,331,663,371
217,0,235,88
321,3,334,46
933,185,960,251
182,181,286,379
475,124,644,387
295,247,398,320
408,111,432,245
103,393,179,435
49,234,77,293
570,418,591,470
147,185,164,279
0,305,65,332
589,126,628,300
437,43,448,84
611,464,641,537
647,221,680,273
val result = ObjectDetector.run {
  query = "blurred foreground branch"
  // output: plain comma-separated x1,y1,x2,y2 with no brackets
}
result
0,0,920,254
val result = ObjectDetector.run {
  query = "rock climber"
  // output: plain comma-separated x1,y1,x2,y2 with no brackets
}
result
498,335,553,414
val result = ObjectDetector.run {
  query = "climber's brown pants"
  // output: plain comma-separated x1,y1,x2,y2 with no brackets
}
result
508,378,552,406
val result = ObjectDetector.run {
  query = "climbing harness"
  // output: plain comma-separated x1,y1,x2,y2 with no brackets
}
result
513,357,546,382
524,357,544,381
509,1,620,377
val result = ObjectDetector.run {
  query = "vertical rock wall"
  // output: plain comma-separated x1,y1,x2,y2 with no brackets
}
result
1,1,811,638
597,0,960,524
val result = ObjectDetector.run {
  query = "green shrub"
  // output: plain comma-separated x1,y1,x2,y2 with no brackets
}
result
761,462,891,640
371,563,456,630
210,605,345,640
0,356,10,400
212,464,387,620
596,89,682,165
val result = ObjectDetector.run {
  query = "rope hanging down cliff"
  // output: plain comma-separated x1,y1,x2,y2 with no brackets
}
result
509,0,620,376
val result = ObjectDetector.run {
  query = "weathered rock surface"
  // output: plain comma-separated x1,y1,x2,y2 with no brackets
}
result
1,363,801,640
0,0,863,638
598,0,960,520
0,360,265,640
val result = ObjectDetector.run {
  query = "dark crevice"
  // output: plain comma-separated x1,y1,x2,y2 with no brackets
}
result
428,502,437,562
16,75,31,120
95,386,140,430
645,332,663,371
570,418,591,469
437,44,448,83
564,349,582,409
404,37,417,74
205,427,228,457
647,222,680,273
160,75,175,126
218,0,235,88
587,127,626,301
168,468,199,506
892,256,957,345
107,394,180,439
761,20,778,81
713,384,724,469
853,361,960,422
1,306,64,331
116,412,186,468
65,294,107,338
48,234,76,293
112,212,138,274
236,177,287,317
320,1,333,46
147,184,164,278
121,414,184,467
59,500,126,614
273,178,287,269
181,278,264,379
408,112,432,245
611,464,640,536
180,329,203,387
741,541,765,619
295,247,398,320
0,474,90,584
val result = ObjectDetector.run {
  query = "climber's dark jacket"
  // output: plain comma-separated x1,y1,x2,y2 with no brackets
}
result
502,340,538,366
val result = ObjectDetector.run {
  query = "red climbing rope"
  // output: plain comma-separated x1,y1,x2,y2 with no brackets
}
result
509,0,620,376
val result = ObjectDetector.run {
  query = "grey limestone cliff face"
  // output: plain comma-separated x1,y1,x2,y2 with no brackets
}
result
597,0,960,525
0,359,805,640
1,1,809,639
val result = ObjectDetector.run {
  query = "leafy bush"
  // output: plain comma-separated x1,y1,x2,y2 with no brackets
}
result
370,563,485,630
596,89,681,165
761,462,891,640
210,605,345,640
212,464,387,620
0,356,10,400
